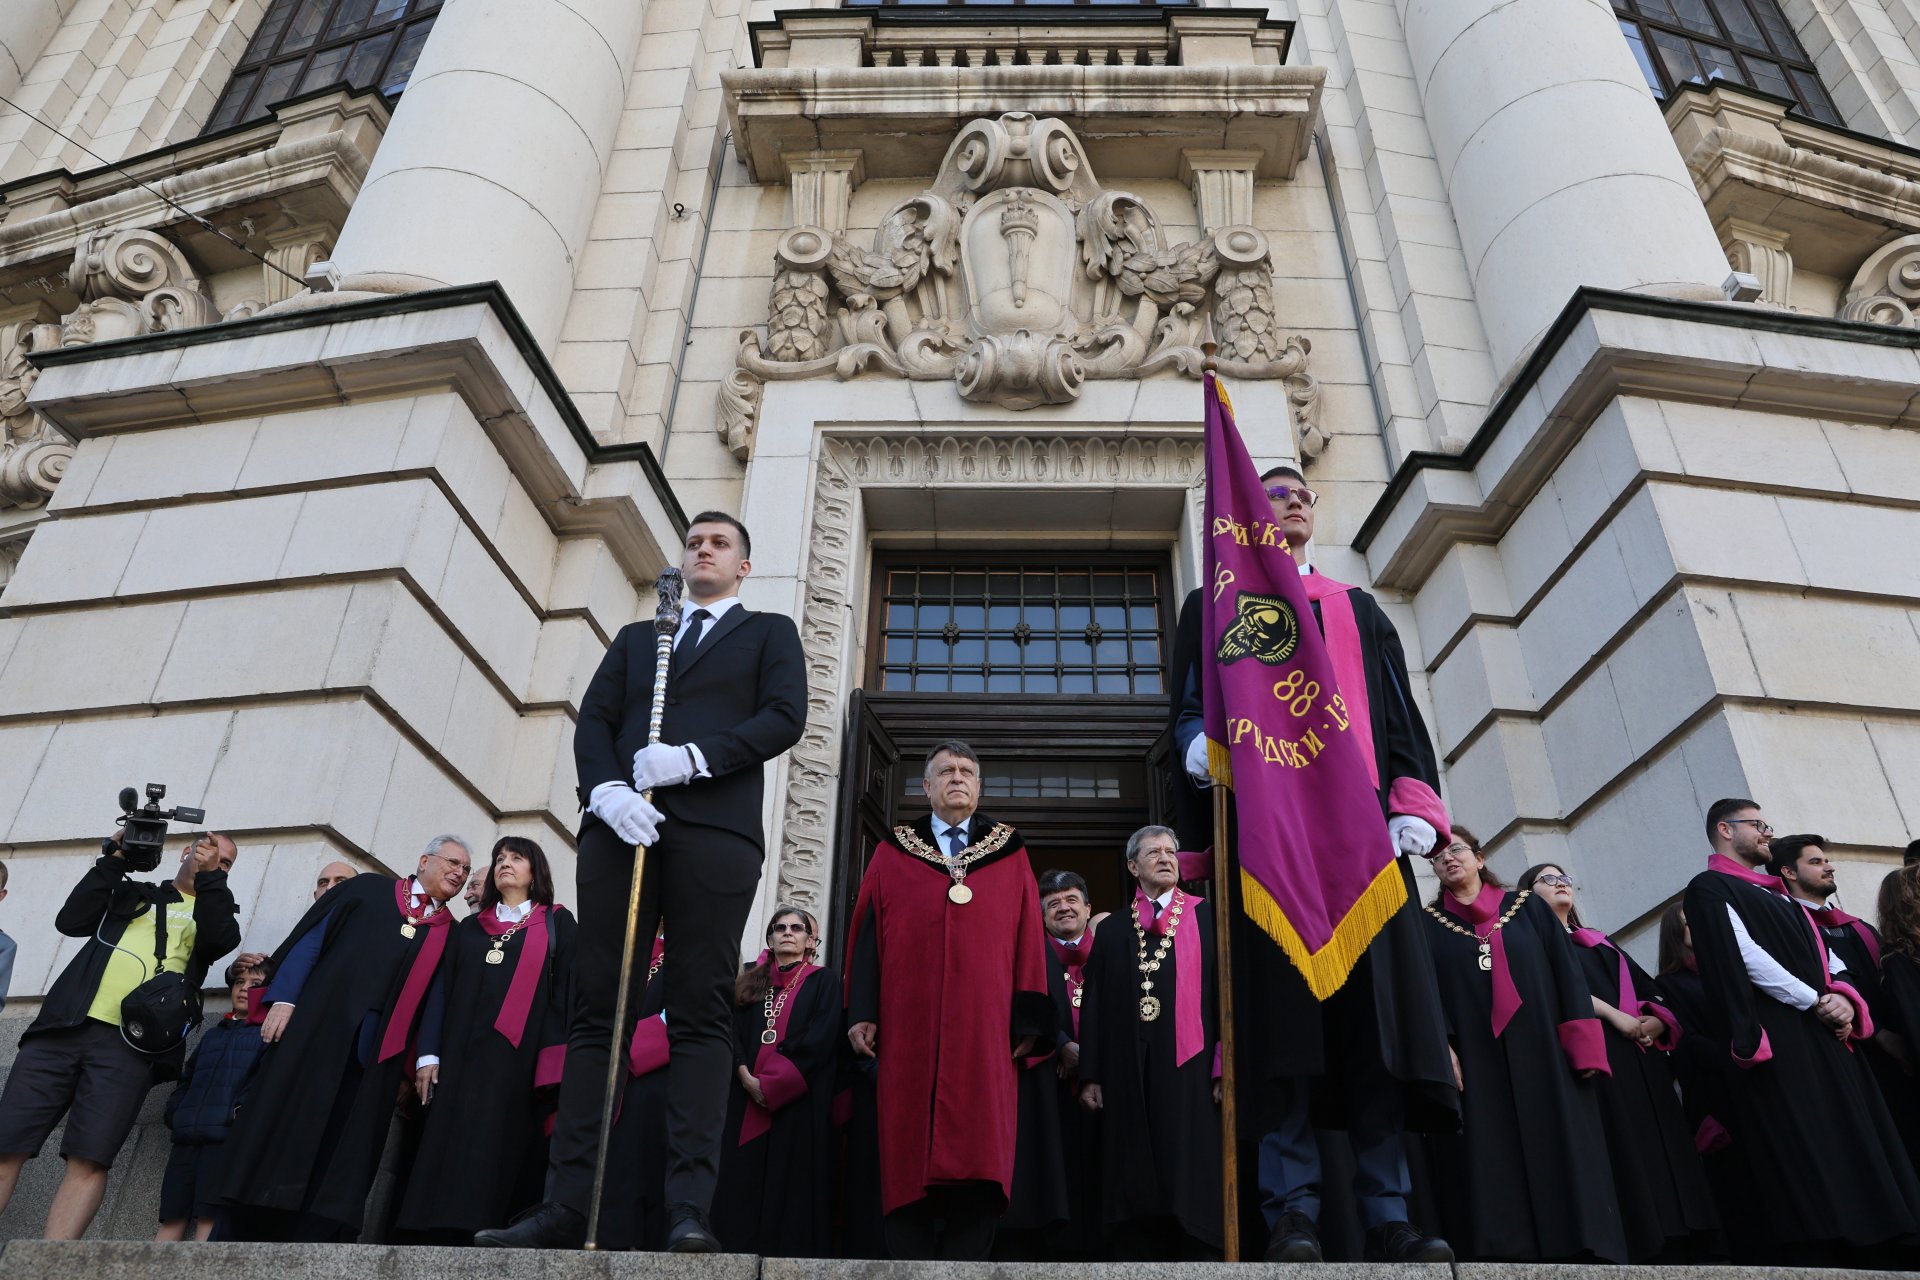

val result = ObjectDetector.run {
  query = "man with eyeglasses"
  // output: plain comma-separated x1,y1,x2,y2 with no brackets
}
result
1166,464,1457,1264
217,834,472,1241
1683,800,1920,1264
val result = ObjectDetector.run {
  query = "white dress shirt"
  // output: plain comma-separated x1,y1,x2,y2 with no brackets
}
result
1727,904,1818,1011
494,898,533,924
675,595,741,650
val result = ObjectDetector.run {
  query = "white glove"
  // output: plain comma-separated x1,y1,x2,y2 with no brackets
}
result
1388,814,1438,858
590,783,663,845
1182,734,1212,787
633,742,697,792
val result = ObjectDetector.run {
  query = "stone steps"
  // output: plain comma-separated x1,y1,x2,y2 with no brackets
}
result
0,1243,1882,1280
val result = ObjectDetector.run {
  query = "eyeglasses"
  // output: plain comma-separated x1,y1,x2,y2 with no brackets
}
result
1265,484,1318,508
1726,819,1774,837
770,922,809,935
1532,873,1575,889
430,852,471,874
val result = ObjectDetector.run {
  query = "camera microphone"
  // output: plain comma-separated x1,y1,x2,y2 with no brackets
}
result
118,787,138,812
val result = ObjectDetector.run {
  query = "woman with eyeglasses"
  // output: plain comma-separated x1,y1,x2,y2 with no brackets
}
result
1517,865,1719,1261
711,906,841,1257
1420,829,1626,1263
396,837,575,1244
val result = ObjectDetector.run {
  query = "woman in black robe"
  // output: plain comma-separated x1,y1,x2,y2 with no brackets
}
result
1876,866,1920,1081
1516,864,1718,1261
712,906,841,1256
397,837,575,1242
1653,902,1772,1263
1420,829,1625,1263
1078,826,1222,1260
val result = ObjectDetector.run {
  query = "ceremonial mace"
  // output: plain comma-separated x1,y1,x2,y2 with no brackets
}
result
1202,340,1244,1262
584,566,684,1251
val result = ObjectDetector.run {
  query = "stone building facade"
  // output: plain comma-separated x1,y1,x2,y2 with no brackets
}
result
3,0,1920,1036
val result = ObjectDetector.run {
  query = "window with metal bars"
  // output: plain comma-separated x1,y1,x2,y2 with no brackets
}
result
872,561,1167,694
1614,0,1840,124
203,0,442,134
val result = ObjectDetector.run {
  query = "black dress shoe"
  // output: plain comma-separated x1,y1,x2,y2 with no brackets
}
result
1265,1209,1323,1262
666,1204,722,1253
474,1201,586,1249
1365,1220,1455,1263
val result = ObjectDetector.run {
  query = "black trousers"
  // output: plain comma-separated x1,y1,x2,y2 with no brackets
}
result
883,1183,1002,1261
546,815,762,1219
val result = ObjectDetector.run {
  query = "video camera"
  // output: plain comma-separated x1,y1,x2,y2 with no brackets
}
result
114,783,206,874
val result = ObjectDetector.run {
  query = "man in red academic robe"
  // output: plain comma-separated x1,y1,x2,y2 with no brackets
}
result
846,740,1055,1260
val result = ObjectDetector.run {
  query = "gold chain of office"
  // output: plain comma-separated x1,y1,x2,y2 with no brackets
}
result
1131,889,1187,1022
1423,889,1531,972
892,823,1015,905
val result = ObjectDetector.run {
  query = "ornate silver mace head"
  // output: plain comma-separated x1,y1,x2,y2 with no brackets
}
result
652,567,685,637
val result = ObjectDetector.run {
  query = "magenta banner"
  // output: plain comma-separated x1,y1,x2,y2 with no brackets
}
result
1201,374,1402,1000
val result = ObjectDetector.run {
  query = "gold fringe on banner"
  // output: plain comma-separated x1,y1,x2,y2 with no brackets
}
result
1203,736,1406,1000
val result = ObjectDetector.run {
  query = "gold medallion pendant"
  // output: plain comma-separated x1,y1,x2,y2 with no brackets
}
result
1139,995,1162,1022
485,948,506,965
948,883,973,905
760,1028,778,1045
400,923,417,939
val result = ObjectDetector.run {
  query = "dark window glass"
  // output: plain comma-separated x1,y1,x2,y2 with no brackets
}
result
203,0,442,133
874,560,1166,694
1615,0,1840,124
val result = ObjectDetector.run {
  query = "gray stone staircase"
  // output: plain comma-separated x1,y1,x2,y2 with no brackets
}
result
0,1245,1892,1279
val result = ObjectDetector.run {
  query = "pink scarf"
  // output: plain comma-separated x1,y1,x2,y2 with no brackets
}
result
1570,927,1638,1012
1136,887,1206,1067
1303,572,1375,787
740,958,821,1144
377,877,454,1063
1049,934,1089,1038
1809,904,1882,969
478,903,552,1048
1443,882,1522,1037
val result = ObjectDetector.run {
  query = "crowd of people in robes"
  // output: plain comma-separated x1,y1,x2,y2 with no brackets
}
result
3,503,1920,1270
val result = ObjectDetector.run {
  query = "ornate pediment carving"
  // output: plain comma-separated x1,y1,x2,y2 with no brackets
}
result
719,113,1317,456
1,228,225,511
1840,234,1920,327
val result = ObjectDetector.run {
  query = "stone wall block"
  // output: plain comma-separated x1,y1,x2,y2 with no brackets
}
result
430,523,543,694
84,415,258,506
547,537,641,636
1514,522,1639,703
1443,717,1561,840
0,600,185,716
117,491,303,598
437,658,523,800
1727,589,1920,712
3,707,236,845
1561,734,1726,930
1728,705,1907,846
151,586,354,706
1661,399,1851,490
1603,590,1717,756
1777,492,1920,600
1540,665,1637,813
237,399,413,492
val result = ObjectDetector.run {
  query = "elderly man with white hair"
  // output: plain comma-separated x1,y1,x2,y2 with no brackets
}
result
217,834,473,1241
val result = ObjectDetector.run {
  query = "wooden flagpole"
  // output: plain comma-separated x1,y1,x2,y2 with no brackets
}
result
1203,341,1243,1262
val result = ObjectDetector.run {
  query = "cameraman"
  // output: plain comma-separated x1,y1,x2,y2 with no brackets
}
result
0,830,240,1239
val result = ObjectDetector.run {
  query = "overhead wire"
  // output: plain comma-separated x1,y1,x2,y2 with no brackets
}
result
0,88,310,291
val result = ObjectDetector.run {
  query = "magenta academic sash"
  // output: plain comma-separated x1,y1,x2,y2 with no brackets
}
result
1201,374,1400,999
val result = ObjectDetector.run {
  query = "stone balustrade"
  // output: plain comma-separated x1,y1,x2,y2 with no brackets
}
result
749,8,1291,72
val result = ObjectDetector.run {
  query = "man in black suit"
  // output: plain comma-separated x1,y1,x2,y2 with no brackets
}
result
478,511,807,1252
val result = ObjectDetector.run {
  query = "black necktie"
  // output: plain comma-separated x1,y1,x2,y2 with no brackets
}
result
675,608,711,666
947,825,968,859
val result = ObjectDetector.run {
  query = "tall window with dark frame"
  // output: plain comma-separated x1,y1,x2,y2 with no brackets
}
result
1614,0,1840,124
874,562,1167,695
203,0,443,133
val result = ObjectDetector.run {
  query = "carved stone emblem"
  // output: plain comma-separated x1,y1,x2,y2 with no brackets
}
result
0,228,225,512
1840,233,1920,327
720,113,1317,457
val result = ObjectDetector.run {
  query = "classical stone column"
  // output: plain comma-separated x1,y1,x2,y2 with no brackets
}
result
327,0,644,353
1399,0,1731,374
0,0,71,100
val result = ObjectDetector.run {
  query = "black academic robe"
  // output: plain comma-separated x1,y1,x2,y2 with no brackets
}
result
999,943,1071,1243
1571,939,1719,1259
1169,586,1456,1136
1657,965,1773,1262
395,908,576,1237
1078,897,1222,1253
1421,891,1626,1263
1684,870,1920,1252
713,963,842,1257
1815,911,1920,1163
599,946,670,1252
1052,940,1104,1261
218,874,454,1236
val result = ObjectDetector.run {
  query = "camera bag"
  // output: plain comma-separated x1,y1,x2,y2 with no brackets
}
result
119,892,203,1055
